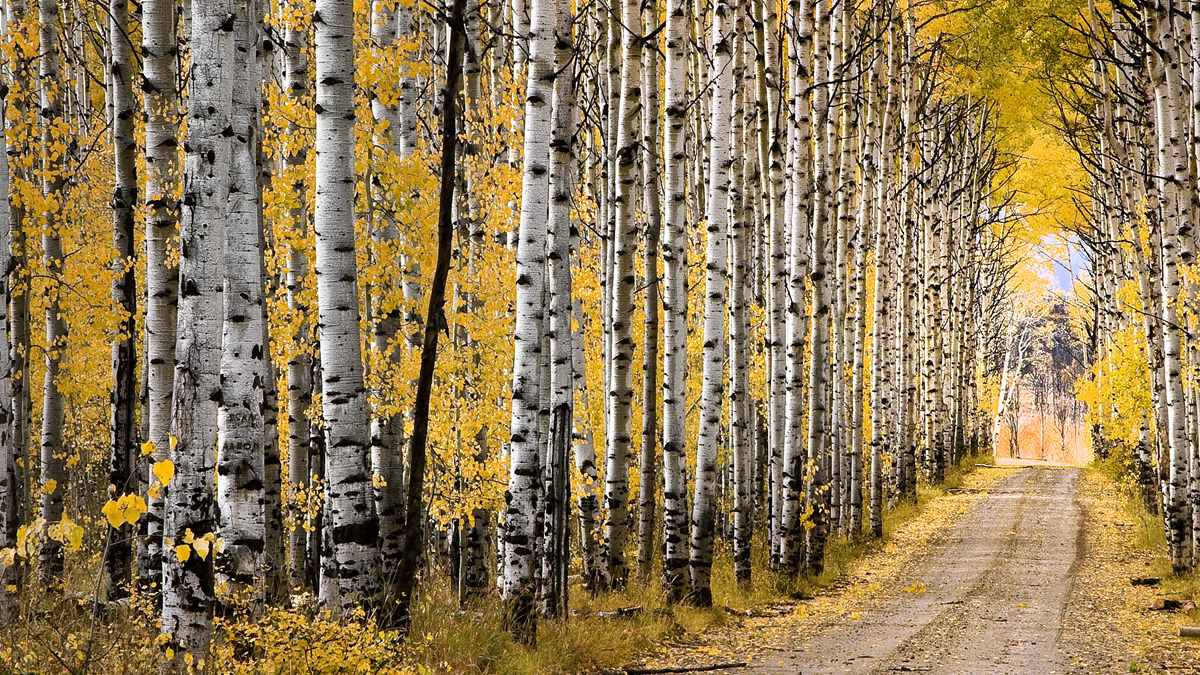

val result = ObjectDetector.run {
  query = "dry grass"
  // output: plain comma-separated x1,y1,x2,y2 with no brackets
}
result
0,454,993,675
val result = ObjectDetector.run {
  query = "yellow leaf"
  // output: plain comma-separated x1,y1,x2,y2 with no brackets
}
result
141,440,155,457
169,434,178,450
192,537,210,560
102,500,123,529
41,479,57,495
184,653,193,666
148,483,162,499
125,495,147,525
165,647,174,660
174,545,191,563
152,459,175,486
213,538,226,555
0,548,14,568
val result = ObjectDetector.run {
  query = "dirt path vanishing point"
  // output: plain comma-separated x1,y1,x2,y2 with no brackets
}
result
636,466,1200,675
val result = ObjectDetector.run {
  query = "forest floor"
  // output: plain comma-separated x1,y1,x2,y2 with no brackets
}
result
630,466,1200,675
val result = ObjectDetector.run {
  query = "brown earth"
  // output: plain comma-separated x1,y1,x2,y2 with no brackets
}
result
633,467,1200,675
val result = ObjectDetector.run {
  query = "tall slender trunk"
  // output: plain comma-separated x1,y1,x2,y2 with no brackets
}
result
282,12,313,594
503,0,553,641
688,0,734,607
140,0,180,598
0,21,16,619
659,0,690,602
541,0,576,617
106,0,138,600
802,0,832,575
217,0,267,599
779,0,813,575
314,0,380,609
36,0,68,587
635,0,662,580
601,0,642,589
162,0,234,659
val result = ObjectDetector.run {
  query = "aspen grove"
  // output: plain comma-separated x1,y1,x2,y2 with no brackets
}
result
0,0,1176,670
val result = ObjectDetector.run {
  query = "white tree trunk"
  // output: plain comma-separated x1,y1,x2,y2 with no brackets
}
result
162,0,234,659
314,0,380,609
503,0,553,640
36,0,68,586
282,11,313,594
140,0,180,594
688,0,734,606
107,0,139,598
217,0,267,598
601,0,641,590
660,0,690,601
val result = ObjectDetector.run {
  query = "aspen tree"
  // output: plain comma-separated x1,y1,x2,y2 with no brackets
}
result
37,0,68,586
868,19,897,538
162,0,235,659
217,0,268,597
107,0,138,599
729,11,753,583
281,10,315,593
1148,0,1193,570
542,0,576,617
504,0,554,640
802,0,833,575
602,0,641,590
141,0,181,596
314,0,380,609
635,0,662,580
660,0,691,602
369,0,409,591
688,0,734,606
779,0,815,574
0,17,15,618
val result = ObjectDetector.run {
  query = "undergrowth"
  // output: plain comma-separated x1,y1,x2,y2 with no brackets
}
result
0,454,988,675
1094,451,1199,626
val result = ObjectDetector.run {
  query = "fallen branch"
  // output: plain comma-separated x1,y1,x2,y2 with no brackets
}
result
1130,577,1161,586
597,606,643,618
1179,626,1200,638
625,663,748,675
974,463,1021,469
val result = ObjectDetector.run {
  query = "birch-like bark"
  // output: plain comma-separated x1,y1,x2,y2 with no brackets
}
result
660,0,690,602
107,0,139,599
868,23,896,539
37,0,68,586
140,0,180,596
282,13,313,593
779,0,814,574
802,0,833,574
217,0,267,597
688,0,734,606
0,30,16,619
369,0,408,593
541,0,576,616
1149,1,1194,570
504,0,553,640
314,0,380,609
162,0,233,659
598,0,641,590
635,0,662,580
730,16,753,583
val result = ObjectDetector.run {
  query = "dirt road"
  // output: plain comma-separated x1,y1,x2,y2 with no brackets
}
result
732,467,1083,674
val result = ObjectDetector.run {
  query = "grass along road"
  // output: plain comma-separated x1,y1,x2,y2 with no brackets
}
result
632,466,1200,674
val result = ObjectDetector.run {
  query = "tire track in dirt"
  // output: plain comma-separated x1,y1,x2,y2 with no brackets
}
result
652,467,1086,675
